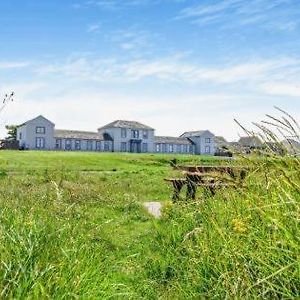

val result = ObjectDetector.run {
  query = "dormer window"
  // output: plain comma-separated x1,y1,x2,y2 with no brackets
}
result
36,126,45,134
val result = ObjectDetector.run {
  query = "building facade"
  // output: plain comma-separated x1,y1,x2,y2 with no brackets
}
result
16,115,215,155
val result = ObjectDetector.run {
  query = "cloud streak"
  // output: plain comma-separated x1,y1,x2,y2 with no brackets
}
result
0,61,31,69
177,0,300,31
35,54,300,91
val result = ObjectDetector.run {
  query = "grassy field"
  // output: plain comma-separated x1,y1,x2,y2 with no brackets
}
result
0,150,299,299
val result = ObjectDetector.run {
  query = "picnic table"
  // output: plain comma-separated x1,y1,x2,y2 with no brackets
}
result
165,165,247,201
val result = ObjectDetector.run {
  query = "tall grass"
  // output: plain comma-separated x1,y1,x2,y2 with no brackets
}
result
0,110,299,298
145,109,299,298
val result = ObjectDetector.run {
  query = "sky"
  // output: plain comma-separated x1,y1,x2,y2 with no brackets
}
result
1,0,300,141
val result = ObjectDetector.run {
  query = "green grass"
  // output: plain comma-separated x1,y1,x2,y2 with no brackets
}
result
0,150,299,299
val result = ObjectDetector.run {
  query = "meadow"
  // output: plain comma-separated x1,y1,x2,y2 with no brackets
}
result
0,150,299,299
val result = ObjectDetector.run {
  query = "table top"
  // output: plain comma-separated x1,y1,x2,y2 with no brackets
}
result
174,165,241,172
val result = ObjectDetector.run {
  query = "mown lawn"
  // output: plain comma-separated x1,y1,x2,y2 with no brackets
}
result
0,150,299,299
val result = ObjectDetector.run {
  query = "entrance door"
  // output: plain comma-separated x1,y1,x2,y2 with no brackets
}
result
130,140,141,153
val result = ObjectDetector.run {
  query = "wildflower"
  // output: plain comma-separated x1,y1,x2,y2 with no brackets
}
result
232,218,248,234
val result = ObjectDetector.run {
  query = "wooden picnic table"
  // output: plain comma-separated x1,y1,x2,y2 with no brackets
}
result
165,165,247,201
173,165,247,179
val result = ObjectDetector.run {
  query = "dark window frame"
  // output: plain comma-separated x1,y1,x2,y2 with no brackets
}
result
55,139,62,149
65,139,72,150
131,130,139,139
96,141,101,151
75,140,81,150
36,137,45,149
36,126,46,134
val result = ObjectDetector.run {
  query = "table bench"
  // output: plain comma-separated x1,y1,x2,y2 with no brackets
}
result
165,165,247,201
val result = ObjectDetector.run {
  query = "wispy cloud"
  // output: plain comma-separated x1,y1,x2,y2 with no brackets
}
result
35,53,300,93
262,82,300,97
75,0,161,10
108,28,158,54
87,23,101,33
177,0,300,31
0,61,31,69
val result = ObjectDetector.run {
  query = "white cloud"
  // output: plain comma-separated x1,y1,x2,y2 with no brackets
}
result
0,61,31,69
87,23,101,33
177,0,300,31
34,54,300,87
2,54,300,141
261,82,300,97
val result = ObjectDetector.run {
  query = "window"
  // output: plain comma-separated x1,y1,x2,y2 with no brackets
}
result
156,144,160,152
19,132,22,140
142,130,148,139
205,146,211,154
104,142,110,151
169,144,173,152
87,140,93,151
65,139,72,150
75,140,81,150
121,142,127,152
131,130,139,139
121,128,127,138
205,138,211,143
55,139,62,149
189,145,194,153
96,141,101,151
162,144,167,153
36,126,45,134
183,145,188,153
178,145,182,153
142,143,148,153
36,137,45,149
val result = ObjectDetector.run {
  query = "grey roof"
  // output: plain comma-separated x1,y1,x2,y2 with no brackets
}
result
18,115,55,128
180,130,214,138
154,136,194,145
215,136,229,146
54,129,113,141
98,120,154,130
238,136,262,146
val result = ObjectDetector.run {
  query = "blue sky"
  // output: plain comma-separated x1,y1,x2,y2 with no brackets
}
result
1,0,300,140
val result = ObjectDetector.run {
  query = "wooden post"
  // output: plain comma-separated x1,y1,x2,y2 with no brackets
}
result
186,176,197,200
172,180,184,202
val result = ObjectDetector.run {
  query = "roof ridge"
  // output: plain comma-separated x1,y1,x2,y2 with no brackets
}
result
55,129,98,133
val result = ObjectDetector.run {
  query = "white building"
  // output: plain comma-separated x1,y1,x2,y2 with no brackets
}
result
17,115,215,155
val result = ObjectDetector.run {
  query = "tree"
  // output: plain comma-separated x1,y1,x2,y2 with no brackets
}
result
5,125,17,141
0,92,15,149
1,92,14,114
